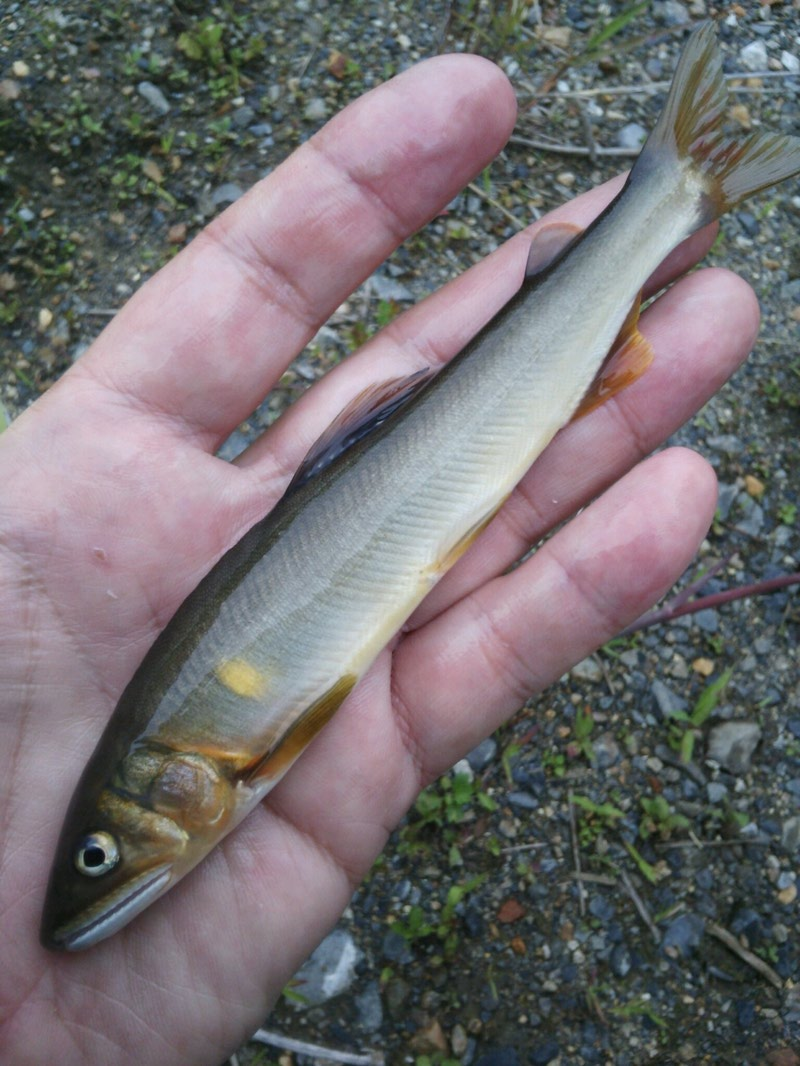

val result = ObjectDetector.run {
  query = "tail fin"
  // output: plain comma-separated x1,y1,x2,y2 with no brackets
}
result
634,21,800,223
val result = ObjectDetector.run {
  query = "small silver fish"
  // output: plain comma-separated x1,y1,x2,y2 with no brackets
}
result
41,23,800,950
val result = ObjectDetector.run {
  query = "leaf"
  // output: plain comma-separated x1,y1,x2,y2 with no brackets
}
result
497,898,526,923
623,840,659,884
691,668,733,727
582,1,647,54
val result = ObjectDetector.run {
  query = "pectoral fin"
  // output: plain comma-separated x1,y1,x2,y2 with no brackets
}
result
243,674,357,786
572,293,654,420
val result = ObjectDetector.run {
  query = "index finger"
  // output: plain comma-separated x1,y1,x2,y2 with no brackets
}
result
69,56,517,448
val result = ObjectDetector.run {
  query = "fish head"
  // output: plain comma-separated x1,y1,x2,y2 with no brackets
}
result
41,746,235,951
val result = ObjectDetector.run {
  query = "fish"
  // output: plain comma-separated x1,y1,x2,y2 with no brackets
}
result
41,23,800,950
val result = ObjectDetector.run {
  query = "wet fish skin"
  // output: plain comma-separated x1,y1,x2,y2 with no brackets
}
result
41,23,800,950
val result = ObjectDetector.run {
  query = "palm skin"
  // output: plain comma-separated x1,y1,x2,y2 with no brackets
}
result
0,55,759,1065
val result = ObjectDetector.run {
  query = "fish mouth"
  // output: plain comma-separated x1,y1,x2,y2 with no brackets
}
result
46,864,173,951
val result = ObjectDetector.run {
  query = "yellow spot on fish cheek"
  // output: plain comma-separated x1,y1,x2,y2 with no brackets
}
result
149,754,232,831
214,657,268,699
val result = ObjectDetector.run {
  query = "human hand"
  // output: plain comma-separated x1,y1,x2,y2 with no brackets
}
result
0,54,758,1065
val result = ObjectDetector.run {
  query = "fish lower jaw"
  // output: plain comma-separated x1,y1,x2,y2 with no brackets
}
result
51,863,173,951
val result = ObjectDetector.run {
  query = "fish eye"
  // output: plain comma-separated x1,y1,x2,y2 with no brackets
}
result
74,831,120,877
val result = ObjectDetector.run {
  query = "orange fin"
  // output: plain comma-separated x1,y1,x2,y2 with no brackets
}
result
243,674,357,786
524,222,583,281
572,294,654,420
289,370,433,492
429,499,509,578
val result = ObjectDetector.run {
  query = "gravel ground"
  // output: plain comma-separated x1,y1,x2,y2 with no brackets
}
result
2,2,799,1064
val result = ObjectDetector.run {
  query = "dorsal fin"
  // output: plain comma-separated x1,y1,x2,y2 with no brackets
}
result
524,221,584,280
288,368,433,491
572,292,654,420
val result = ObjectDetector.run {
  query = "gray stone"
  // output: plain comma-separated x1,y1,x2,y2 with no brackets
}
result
304,96,328,121
367,272,414,302
617,122,647,149
292,928,362,1006
610,943,632,977
739,40,768,73
467,737,497,772
507,790,538,810
707,433,742,457
384,976,411,1018
694,608,719,634
231,104,256,128
653,0,690,25
592,732,621,770
137,80,170,115
662,912,705,958
382,929,413,964
652,678,688,719
706,781,728,804
717,481,737,520
571,655,603,683
782,51,800,74
355,980,383,1032
211,182,245,207
707,721,761,774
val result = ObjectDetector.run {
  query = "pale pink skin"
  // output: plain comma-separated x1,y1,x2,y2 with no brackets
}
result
0,54,759,1065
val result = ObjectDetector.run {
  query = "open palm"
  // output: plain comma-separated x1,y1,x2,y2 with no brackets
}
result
0,55,759,1065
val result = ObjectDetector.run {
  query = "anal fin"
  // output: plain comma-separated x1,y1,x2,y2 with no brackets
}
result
242,674,357,786
426,498,508,580
572,292,654,420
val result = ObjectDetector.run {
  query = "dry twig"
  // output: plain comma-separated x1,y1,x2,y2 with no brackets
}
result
568,792,586,917
619,869,660,944
250,1028,384,1066
706,921,784,991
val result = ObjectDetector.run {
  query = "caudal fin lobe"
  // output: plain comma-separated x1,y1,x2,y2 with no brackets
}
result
634,21,800,224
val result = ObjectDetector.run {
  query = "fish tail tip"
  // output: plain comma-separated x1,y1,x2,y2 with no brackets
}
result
637,20,800,219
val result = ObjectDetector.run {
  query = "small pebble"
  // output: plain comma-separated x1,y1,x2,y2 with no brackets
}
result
304,97,328,122
739,41,768,73
137,80,170,115
708,721,761,774
617,122,647,149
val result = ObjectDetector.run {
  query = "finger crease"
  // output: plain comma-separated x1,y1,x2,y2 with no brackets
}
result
546,539,628,638
389,660,428,787
469,590,539,709
308,137,416,248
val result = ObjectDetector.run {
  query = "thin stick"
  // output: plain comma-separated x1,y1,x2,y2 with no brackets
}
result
619,869,660,944
510,134,640,158
466,181,526,230
706,921,784,991
250,1029,385,1066
620,572,800,636
654,838,770,851
568,793,586,916
569,871,617,886
501,840,549,854
661,554,733,615
525,68,800,99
